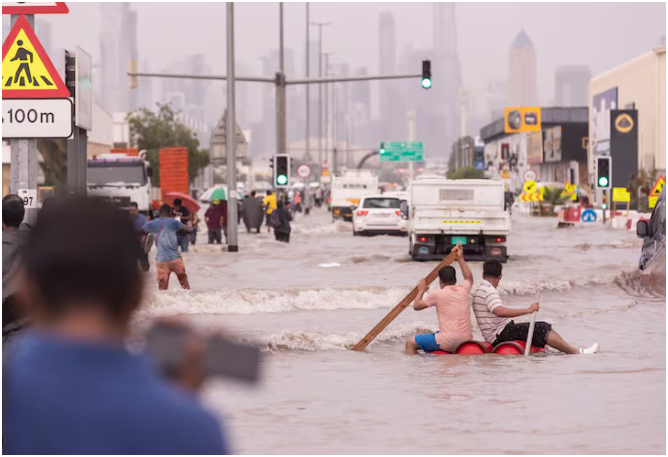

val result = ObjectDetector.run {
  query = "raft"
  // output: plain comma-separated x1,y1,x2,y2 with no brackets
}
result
430,340,545,355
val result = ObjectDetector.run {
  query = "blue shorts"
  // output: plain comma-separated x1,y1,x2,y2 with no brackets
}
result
414,332,441,353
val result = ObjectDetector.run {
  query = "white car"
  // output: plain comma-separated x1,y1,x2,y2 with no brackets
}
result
352,195,408,236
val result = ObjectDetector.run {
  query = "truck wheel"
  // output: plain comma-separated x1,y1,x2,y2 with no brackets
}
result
353,228,358,236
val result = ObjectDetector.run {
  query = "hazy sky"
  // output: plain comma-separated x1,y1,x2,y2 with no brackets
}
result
28,2,667,120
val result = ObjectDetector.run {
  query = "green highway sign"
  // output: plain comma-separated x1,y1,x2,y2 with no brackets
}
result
379,141,424,162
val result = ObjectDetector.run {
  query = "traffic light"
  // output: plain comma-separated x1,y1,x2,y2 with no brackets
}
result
421,60,432,89
273,154,290,188
596,156,611,189
65,50,76,98
379,142,386,155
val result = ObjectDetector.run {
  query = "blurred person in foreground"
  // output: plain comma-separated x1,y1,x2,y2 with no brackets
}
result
405,245,473,354
3,197,228,454
143,204,193,290
472,260,599,354
205,199,227,244
3,195,30,345
129,201,150,272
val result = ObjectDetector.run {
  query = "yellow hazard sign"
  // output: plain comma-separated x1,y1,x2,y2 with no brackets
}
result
612,187,631,203
650,175,665,197
523,180,538,195
560,182,577,201
2,14,69,98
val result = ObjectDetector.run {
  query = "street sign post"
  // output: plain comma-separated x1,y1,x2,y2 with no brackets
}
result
379,141,423,162
2,98,73,138
2,2,69,14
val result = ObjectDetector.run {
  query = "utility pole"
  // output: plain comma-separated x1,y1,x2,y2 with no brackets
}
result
226,3,239,252
310,21,330,184
9,14,38,225
324,52,334,172
305,3,310,163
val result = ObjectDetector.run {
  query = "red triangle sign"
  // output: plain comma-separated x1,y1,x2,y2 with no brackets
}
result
2,14,69,99
2,2,69,15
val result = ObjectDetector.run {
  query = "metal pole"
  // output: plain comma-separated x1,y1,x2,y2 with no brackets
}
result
324,53,330,173
10,14,38,225
304,3,312,213
408,111,416,182
318,26,323,184
226,3,238,252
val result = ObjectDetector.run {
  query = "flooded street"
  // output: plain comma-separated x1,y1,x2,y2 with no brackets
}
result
137,208,665,454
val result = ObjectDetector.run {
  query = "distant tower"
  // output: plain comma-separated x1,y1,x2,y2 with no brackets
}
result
99,3,137,113
555,65,591,107
379,11,403,141
432,2,462,155
508,29,538,106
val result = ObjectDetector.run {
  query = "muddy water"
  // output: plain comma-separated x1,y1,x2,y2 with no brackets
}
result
138,209,665,454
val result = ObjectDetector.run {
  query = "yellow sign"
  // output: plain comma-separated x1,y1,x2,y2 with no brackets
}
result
504,107,541,133
650,175,665,197
560,182,577,201
612,187,631,203
521,193,543,202
614,113,634,134
523,180,538,195
649,196,658,208
2,14,70,98
322,168,330,177
502,170,510,179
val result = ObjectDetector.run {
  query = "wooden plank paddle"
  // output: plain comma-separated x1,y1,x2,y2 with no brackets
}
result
351,250,459,352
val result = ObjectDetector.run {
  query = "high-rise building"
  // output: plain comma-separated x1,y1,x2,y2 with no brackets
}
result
431,3,462,157
508,29,538,107
350,66,372,146
555,65,591,107
99,3,137,113
379,11,403,142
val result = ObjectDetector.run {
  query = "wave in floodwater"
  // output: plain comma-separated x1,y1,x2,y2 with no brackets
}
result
613,251,666,299
136,267,646,320
247,322,435,352
291,220,351,236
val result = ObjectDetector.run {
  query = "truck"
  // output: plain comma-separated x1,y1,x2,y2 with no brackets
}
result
330,169,379,221
407,177,511,262
87,152,153,214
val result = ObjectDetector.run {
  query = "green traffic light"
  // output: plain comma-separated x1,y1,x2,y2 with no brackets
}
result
422,78,432,89
598,176,609,187
379,148,386,154
602,203,608,210
277,174,288,186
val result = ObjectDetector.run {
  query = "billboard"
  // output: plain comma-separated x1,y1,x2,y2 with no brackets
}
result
544,126,562,162
526,131,543,164
504,107,541,133
592,87,618,155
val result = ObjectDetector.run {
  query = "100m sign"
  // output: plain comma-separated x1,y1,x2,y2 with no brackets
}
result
2,98,73,139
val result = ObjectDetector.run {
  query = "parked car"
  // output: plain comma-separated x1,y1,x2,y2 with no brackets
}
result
636,188,666,270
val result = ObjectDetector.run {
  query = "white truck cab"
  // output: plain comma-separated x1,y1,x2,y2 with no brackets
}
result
87,153,153,214
331,169,379,221
408,177,511,262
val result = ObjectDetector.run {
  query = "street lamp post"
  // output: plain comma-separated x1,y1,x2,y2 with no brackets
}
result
310,21,330,184
225,2,238,252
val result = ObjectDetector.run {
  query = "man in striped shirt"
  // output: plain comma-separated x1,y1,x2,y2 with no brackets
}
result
472,260,599,354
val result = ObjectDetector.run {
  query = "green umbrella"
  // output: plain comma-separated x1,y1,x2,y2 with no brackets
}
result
210,188,227,201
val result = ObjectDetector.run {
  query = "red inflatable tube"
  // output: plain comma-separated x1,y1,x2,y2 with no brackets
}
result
429,340,545,355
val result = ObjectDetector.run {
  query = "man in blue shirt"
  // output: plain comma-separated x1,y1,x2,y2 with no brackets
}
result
143,204,193,290
3,197,228,455
129,201,150,272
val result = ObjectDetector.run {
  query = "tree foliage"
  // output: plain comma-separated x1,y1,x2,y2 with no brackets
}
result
446,166,486,180
127,103,210,187
628,168,660,212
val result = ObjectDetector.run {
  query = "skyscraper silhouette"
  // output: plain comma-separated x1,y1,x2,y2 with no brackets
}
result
508,29,538,106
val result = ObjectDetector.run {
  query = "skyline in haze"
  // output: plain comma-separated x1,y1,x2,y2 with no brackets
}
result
17,2,666,129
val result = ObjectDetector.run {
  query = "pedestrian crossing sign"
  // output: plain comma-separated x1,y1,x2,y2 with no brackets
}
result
2,14,69,99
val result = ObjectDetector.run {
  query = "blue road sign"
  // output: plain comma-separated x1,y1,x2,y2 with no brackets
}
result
581,209,597,223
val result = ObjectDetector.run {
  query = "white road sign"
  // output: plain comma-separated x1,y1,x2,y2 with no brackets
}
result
17,188,37,208
297,164,311,178
2,98,73,138
523,170,537,182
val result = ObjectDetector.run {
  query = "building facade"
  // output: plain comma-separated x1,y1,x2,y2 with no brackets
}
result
555,65,591,107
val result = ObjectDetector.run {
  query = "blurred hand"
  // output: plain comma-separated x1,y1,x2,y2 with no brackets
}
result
417,279,428,293
528,303,540,313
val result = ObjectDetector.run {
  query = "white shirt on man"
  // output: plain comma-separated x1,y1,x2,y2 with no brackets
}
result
472,279,511,343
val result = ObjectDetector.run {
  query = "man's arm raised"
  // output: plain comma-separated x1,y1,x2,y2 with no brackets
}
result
413,279,429,311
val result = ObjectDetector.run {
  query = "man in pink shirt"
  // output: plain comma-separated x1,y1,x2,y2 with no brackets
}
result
405,245,474,354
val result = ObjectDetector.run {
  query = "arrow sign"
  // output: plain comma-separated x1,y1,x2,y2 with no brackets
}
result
581,209,597,223
2,2,69,14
